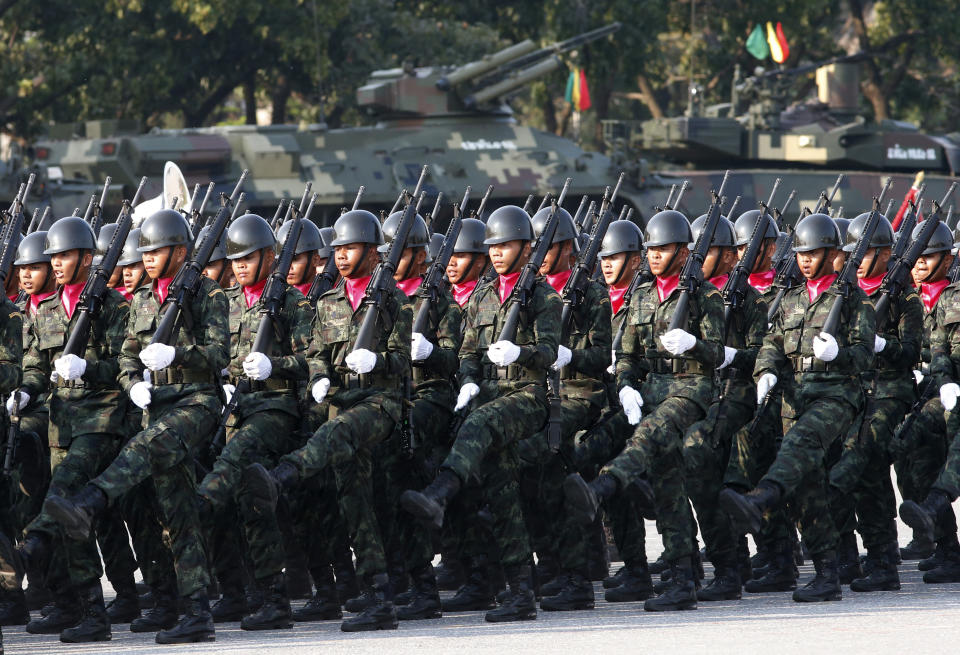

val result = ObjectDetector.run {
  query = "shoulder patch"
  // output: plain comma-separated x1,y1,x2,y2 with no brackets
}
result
208,288,224,297
9,312,18,319
706,288,721,298
298,300,310,307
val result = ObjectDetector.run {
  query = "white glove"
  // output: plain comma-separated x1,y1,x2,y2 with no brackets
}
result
874,335,886,353
607,349,617,375
311,378,331,404
130,381,152,409
812,332,839,362
50,371,59,383
552,345,573,371
756,373,778,404
222,384,236,404
940,382,960,411
139,343,176,371
659,328,696,355
410,332,434,362
345,348,377,374
54,354,87,381
6,391,29,413
243,352,272,380
717,346,737,370
914,370,924,385
487,340,522,366
618,386,644,425
454,383,480,411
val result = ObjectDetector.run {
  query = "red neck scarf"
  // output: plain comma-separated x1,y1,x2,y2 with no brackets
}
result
806,273,837,303
546,269,572,294
345,275,370,311
708,273,729,291
451,279,478,307
858,273,885,297
294,281,312,296
656,274,679,302
29,290,55,315
61,282,85,319
7,293,17,303
114,284,133,302
155,277,174,305
749,269,776,293
498,271,521,303
243,278,268,309
921,279,950,313
397,276,422,298
609,284,629,314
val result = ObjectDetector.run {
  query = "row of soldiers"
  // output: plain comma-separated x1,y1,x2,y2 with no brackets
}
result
0,174,959,652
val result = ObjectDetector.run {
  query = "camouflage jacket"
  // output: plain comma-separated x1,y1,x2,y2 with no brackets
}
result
0,295,22,399
22,288,128,445
459,277,561,397
558,279,611,407
715,283,767,407
866,286,922,403
225,283,311,418
929,282,960,388
755,281,875,408
307,281,411,416
616,280,724,411
119,276,229,409
920,301,938,368
403,283,460,401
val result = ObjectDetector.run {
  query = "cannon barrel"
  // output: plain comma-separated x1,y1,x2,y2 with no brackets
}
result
437,40,538,90
464,57,561,109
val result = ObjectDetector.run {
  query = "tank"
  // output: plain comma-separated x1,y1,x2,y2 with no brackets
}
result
12,23,680,227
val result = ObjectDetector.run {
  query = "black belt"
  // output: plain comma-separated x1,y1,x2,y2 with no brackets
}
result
151,367,215,386
341,373,398,391
481,364,544,384
792,356,832,373
649,358,707,375
228,376,297,392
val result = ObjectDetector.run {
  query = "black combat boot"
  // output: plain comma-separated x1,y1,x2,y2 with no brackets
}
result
900,533,936,560
919,540,951,571
443,557,496,611
563,473,617,525
750,541,771,570
604,563,654,602
293,566,342,621
922,538,960,583
792,550,842,602
210,579,248,623
26,589,81,634
850,542,901,592
435,558,465,591
396,566,442,620
24,582,52,612
644,557,697,611
648,556,669,575
16,532,49,583
719,481,781,536
343,588,376,613
538,572,570,598
603,566,627,589
697,560,742,602
130,581,178,633
744,539,797,593
105,579,141,624
0,589,29,626
284,558,314,600
900,489,953,547
837,532,863,585
485,565,536,622
241,574,293,630
155,591,215,644
400,469,462,529
60,583,111,643
736,536,753,582
43,484,107,541
334,555,360,603
341,574,397,632
539,570,594,611
242,462,300,513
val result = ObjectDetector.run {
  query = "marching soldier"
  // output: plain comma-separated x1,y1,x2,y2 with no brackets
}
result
277,219,324,296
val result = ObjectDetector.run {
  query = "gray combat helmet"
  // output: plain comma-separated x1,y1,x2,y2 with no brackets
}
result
689,215,735,249
330,210,383,247
276,218,323,256
138,209,192,253
428,233,444,263
483,205,533,245
117,228,143,267
644,210,692,247
226,214,275,260
194,225,227,263
733,209,778,247
834,217,851,244
44,216,96,255
598,220,644,257
318,226,335,259
14,231,50,266
94,222,119,266
843,212,894,253
531,206,578,250
792,213,840,252
377,211,430,254
914,220,954,255
454,218,487,253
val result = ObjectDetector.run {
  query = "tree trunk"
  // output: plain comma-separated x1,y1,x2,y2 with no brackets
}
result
271,74,290,125
540,92,558,135
848,0,889,121
636,75,664,118
243,76,257,125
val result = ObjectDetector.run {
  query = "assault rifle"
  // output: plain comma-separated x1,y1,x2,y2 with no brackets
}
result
305,186,365,306
84,177,112,237
889,184,927,266
722,202,776,334
0,176,32,290
189,183,215,232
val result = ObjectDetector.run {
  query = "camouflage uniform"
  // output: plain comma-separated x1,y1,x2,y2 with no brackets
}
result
280,282,411,580
22,289,129,589
0,298,22,530
90,276,229,597
925,283,960,502
754,282,874,556
683,283,766,568
829,286,921,550
603,280,724,561
199,284,310,583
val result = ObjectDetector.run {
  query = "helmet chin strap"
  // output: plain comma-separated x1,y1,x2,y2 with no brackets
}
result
503,243,526,275
864,249,882,279
65,250,88,285
810,249,830,280
41,264,56,294
658,244,682,278
253,250,266,285
157,246,176,280
921,252,946,283
345,244,371,279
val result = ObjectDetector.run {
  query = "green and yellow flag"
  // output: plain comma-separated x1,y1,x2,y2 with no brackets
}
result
745,24,769,60
565,68,591,111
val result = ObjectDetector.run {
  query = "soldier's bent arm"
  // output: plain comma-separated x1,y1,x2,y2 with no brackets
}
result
615,293,647,392
380,292,413,376
21,318,49,399
520,285,561,370
457,293,484,387
731,292,767,372
169,280,230,373
684,286,725,367
754,303,788,382
418,293,461,378
833,293,875,372
930,287,960,385
569,283,612,378
877,291,922,370
268,290,311,381
81,293,129,386
0,305,22,395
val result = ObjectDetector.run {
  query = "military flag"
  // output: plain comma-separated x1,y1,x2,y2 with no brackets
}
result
746,24,769,60
892,171,925,230
766,21,789,63
565,67,591,111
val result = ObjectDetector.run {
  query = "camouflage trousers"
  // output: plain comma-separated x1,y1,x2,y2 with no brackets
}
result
517,396,601,575
574,409,648,571
282,392,401,579
200,408,302,581
1,407,50,540
29,433,119,588
932,410,960,501
829,396,909,550
683,389,755,567
93,400,218,597
602,395,702,562
117,480,176,590
893,396,948,504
